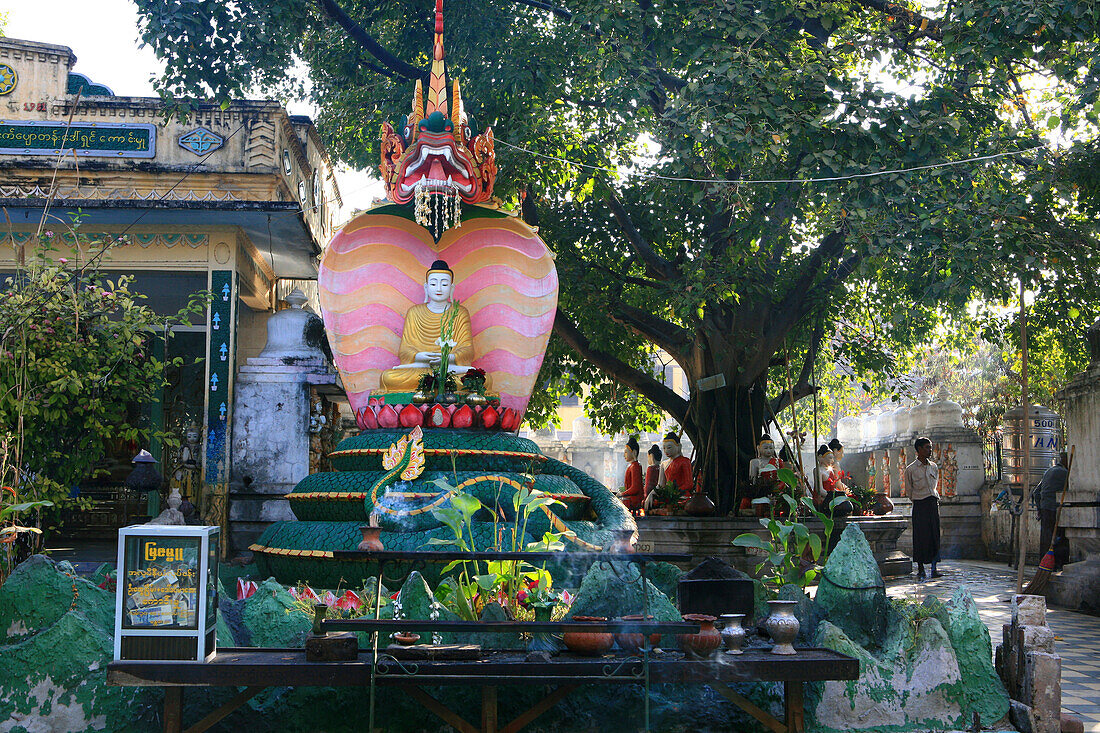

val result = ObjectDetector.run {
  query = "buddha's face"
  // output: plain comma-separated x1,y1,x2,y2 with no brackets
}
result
757,440,776,460
834,447,844,463
818,451,835,469
624,445,637,462
663,439,681,459
425,272,454,304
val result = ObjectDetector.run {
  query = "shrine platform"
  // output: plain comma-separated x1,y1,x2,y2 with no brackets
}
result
635,515,913,578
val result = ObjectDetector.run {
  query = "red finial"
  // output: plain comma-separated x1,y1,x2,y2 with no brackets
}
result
435,0,444,34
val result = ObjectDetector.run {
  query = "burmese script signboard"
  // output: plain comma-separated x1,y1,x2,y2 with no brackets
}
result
0,119,156,158
114,525,219,662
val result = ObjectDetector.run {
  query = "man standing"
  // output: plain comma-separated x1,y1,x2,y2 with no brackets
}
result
904,437,941,580
1033,452,1069,559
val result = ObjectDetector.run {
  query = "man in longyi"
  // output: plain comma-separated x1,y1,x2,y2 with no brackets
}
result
379,259,485,392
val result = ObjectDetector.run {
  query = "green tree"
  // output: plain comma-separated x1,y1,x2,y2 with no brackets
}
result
1,234,207,520
135,0,1100,509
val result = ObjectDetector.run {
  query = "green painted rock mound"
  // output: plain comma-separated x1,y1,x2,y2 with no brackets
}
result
0,555,160,732
814,524,887,649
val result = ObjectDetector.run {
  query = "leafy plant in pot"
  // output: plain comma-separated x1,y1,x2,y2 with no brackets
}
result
732,468,847,592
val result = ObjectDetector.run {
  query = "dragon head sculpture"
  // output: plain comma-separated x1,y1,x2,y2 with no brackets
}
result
380,0,496,236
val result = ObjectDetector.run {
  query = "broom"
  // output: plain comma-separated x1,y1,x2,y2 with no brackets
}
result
1022,445,1075,595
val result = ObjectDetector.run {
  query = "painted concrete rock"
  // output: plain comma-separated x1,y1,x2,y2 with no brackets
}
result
0,556,155,732
807,527,1010,731
813,524,888,648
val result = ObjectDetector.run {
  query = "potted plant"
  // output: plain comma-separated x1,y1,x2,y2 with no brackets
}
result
648,482,682,515
413,372,436,404
461,367,488,406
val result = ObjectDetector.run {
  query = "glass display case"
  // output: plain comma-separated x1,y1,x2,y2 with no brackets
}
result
113,525,219,661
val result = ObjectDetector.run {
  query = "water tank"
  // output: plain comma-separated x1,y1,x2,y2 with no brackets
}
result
1001,405,1062,486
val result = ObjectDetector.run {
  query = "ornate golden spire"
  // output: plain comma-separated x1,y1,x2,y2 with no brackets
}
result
425,0,448,116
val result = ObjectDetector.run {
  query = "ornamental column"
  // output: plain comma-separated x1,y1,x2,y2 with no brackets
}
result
229,290,336,553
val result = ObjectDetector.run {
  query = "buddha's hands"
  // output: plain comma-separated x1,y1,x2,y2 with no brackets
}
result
414,351,443,366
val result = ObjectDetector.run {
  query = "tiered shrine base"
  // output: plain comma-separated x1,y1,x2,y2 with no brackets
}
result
635,515,912,578
250,428,636,588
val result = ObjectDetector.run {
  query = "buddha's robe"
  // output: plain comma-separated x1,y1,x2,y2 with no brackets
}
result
621,460,644,512
665,456,694,503
379,303,477,392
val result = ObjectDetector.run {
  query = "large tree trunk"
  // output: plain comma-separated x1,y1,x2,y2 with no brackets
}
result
680,376,770,514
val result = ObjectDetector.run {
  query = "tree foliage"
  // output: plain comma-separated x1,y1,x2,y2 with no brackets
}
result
135,0,1100,506
1,233,208,514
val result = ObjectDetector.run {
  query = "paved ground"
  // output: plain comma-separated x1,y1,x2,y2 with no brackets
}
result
887,559,1100,732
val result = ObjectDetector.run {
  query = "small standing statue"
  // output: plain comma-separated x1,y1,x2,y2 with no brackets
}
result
746,435,783,516
644,444,662,497
644,432,693,512
896,447,907,498
940,443,958,499
814,445,853,517
663,432,694,503
620,436,644,516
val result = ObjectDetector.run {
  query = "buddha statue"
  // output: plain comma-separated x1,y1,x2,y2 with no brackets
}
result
378,260,486,393
815,445,853,517
746,434,783,514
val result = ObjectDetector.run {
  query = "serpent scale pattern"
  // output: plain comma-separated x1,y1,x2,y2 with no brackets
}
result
252,429,635,587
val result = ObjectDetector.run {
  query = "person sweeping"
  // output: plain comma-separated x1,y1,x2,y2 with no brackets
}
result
1033,451,1069,567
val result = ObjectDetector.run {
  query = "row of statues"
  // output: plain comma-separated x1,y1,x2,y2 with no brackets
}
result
618,432,865,517
620,433,694,515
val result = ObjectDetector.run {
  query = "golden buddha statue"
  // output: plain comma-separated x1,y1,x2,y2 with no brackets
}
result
379,260,487,393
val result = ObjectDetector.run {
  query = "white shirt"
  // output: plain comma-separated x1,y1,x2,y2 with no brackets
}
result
904,459,939,501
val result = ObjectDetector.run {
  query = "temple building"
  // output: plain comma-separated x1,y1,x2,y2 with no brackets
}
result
0,36,342,540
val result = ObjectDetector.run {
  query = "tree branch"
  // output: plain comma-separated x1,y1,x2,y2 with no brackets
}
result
607,299,693,361
553,308,689,421
770,319,824,414
316,0,423,81
606,190,678,280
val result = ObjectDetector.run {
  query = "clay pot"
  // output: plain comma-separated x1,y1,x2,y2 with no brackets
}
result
678,614,721,659
563,616,614,656
616,614,661,654
873,492,894,516
465,392,488,407
411,390,432,404
608,529,635,554
684,491,716,517
392,632,420,646
765,600,799,655
357,525,384,552
719,613,746,654
439,392,458,405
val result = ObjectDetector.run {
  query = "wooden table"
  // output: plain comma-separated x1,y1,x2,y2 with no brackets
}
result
108,647,858,733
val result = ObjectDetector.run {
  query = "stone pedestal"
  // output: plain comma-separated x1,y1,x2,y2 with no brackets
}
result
996,595,1061,733
635,515,910,577
1046,553,1100,613
229,355,335,552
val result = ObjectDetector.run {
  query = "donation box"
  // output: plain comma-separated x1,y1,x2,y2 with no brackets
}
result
113,525,219,662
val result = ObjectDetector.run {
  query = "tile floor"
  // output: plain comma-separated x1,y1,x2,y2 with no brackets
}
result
886,560,1100,732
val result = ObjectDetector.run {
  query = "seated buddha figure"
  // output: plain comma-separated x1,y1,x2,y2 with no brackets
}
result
379,260,488,393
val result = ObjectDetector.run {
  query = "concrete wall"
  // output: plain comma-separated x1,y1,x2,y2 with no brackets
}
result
1058,365,1100,561
842,426,988,560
